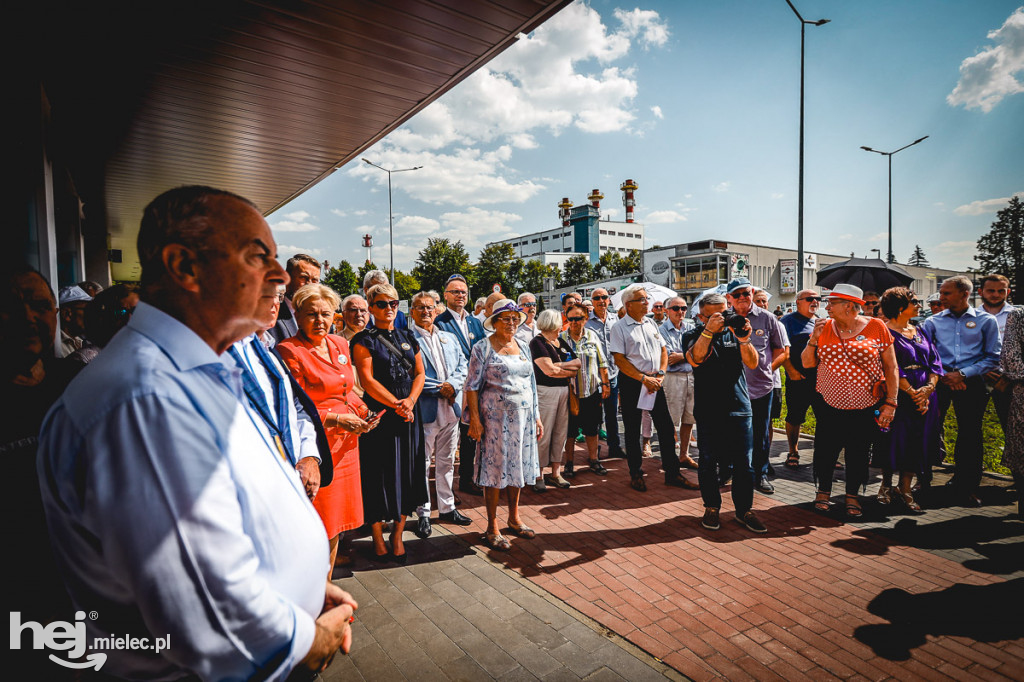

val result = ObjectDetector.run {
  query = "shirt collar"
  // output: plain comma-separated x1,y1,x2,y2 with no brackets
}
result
413,323,436,337
128,302,224,372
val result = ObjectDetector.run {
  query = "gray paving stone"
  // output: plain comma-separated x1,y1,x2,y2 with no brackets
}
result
557,621,611,653
349,640,406,681
541,668,583,681
353,600,400,634
422,634,468,667
430,578,478,610
509,611,570,650
461,632,521,677
507,643,564,678
591,642,672,682
497,665,542,682
421,601,478,640
321,652,365,681
443,654,494,682
548,641,604,678
581,667,626,682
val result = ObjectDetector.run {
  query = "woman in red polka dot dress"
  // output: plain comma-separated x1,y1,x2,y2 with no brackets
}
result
800,284,899,517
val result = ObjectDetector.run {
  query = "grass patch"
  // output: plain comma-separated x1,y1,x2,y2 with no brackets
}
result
771,373,1008,474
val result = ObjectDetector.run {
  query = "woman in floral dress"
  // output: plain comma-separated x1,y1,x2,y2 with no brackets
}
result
999,307,1024,518
466,300,542,551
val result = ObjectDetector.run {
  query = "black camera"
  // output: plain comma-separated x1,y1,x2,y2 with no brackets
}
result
724,312,747,333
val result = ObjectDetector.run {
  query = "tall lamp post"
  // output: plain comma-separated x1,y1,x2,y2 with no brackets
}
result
362,158,422,285
859,136,928,263
785,0,829,290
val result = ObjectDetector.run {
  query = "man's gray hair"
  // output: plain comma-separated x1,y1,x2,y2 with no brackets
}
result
700,293,727,309
475,297,487,309
943,275,973,294
665,295,685,307
536,309,561,332
363,269,389,290
341,294,366,309
411,291,435,307
517,292,536,304
619,283,647,305
426,290,441,303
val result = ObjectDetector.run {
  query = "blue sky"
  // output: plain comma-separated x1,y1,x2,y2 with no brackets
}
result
271,1,1024,275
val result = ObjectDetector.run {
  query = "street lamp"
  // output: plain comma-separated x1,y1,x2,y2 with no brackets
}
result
860,136,928,263
361,158,422,285
785,0,829,290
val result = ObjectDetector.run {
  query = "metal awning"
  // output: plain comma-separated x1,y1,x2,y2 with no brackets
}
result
25,0,570,280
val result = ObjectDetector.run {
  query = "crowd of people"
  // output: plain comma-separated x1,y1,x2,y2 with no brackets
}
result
4,184,1021,679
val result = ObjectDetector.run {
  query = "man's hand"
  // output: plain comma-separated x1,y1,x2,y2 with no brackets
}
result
641,374,662,392
705,312,725,334
668,351,687,365
439,382,456,400
734,319,753,341
296,457,321,501
787,368,805,381
940,370,967,391
535,418,544,441
300,583,359,673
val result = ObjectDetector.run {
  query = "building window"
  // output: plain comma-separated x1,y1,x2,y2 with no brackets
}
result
600,230,608,235
532,238,539,244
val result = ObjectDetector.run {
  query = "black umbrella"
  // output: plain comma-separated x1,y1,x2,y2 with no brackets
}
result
815,257,915,291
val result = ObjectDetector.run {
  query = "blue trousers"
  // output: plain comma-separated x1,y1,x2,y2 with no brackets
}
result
696,415,754,513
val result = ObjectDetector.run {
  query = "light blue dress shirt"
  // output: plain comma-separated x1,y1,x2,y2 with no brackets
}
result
586,311,620,380
659,318,695,373
37,303,328,681
920,306,1002,378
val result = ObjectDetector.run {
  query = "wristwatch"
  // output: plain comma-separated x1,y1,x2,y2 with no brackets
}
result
655,370,665,377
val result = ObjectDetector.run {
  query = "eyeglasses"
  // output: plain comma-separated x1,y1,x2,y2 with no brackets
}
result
628,298,649,305
445,288,468,296
910,299,921,306
345,307,368,315
799,296,822,302
413,305,435,312
372,300,400,310
667,305,687,312
591,294,609,301
652,304,664,309
495,315,518,324
521,302,537,308
567,316,586,322
730,290,752,298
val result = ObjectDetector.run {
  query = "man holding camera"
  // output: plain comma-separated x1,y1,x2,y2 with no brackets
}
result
684,293,766,533
724,278,788,494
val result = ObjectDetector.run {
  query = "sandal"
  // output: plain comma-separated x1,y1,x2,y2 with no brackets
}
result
482,532,511,552
813,491,831,512
844,494,863,518
507,522,536,539
785,452,800,469
899,490,923,513
588,460,608,476
876,484,893,505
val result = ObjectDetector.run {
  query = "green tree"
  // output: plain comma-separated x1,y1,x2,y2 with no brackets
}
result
475,243,517,297
907,245,930,267
976,196,1023,291
596,251,622,279
412,238,474,294
560,254,593,288
518,259,548,296
614,249,642,277
356,260,381,290
322,259,359,296
392,270,420,300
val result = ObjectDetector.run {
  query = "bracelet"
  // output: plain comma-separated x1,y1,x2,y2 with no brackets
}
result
700,331,713,339
885,399,898,407
807,342,818,348
739,340,752,345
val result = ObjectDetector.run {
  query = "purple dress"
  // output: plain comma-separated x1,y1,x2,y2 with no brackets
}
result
878,329,944,473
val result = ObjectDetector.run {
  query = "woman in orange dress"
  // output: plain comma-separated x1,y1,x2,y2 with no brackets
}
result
277,284,374,570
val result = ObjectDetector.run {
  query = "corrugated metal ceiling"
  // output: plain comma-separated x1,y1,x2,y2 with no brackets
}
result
30,0,570,280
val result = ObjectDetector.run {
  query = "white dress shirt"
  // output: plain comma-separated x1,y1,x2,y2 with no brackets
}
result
608,315,666,375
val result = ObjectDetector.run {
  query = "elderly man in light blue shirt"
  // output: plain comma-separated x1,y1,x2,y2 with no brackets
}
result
36,187,356,680
659,296,699,470
920,275,1001,506
586,287,627,459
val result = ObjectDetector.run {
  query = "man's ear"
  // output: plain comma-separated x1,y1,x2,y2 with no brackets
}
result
161,244,202,294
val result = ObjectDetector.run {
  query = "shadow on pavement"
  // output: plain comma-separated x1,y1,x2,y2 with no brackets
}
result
854,578,1024,660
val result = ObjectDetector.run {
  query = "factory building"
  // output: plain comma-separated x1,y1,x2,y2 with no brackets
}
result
488,180,645,267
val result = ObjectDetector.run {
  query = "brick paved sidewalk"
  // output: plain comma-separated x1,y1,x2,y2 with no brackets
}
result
434,433,1023,681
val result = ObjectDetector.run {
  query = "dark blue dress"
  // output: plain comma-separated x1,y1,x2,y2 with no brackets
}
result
351,326,428,522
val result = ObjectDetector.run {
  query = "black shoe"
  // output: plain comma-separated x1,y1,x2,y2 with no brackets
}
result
701,507,720,530
665,474,700,490
438,509,473,526
414,515,432,539
588,460,608,476
458,482,483,496
391,551,408,565
738,510,767,534
563,461,575,478
757,476,775,494
718,472,733,488
630,475,647,492
605,447,627,459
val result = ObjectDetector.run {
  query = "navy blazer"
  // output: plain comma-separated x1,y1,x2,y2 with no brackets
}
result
416,328,468,424
270,299,299,345
434,309,486,360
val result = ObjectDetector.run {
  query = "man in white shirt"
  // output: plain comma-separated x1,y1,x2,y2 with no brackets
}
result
57,285,92,357
977,273,1015,432
608,284,694,492
515,291,540,345
36,186,356,680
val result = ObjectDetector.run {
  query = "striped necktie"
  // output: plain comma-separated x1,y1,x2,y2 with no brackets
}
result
228,343,294,463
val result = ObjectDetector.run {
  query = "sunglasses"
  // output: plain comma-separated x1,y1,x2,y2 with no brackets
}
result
731,290,752,298
799,296,822,302
567,316,586,322
591,294,609,300
446,274,466,282
667,305,687,312
372,300,400,310
521,302,537,308
910,299,921,306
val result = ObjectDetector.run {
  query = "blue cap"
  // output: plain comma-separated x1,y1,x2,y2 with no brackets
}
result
726,277,752,295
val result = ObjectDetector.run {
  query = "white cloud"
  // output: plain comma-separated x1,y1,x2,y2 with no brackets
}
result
712,181,731,193
276,244,323,257
354,210,369,216
953,191,1023,215
935,240,977,251
947,8,1024,112
837,233,853,240
613,8,671,49
330,209,346,218
394,215,442,235
644,210,689,224
869,232,887,242
271,215,320,232
771,192,784,200
650,105,664,119
351,2,669,207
